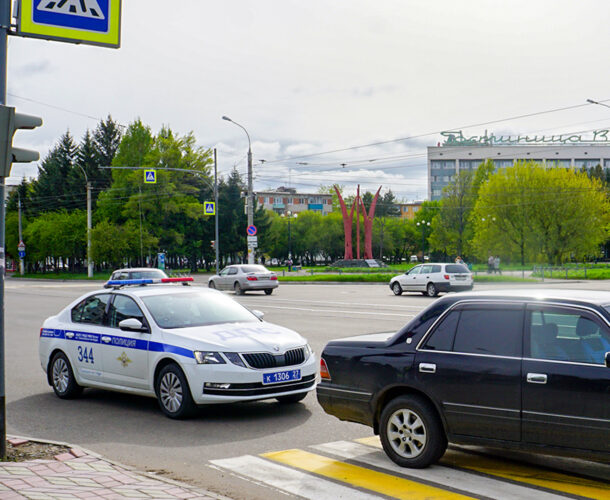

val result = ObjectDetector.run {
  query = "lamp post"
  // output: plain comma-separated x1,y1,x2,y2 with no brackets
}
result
76,165,93,278
281,211,298,263
586,98,610,109
416,220,430,262
222,115,254,264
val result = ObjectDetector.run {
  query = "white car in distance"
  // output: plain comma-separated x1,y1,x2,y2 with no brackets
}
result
389,263,473,297
39,277,316,418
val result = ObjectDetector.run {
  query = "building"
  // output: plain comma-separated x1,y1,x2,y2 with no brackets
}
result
398,201,422,220
256,187,333,216
428,129,610,200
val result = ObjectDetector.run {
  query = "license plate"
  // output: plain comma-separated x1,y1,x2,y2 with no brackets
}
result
454,276,466,280
263,369,301,385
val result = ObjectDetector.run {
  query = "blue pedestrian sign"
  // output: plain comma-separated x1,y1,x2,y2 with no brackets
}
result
247,225,257,236
144,170,156,184
18,241,25,259
18,251,26,259
17,0,122,48
204,201,215,215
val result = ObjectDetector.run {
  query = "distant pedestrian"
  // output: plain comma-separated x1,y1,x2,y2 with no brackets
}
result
494,256,501,274
455,256,465,265
487,255,494,274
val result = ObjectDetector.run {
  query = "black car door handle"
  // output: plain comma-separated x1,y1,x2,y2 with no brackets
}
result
527,373,547,384
419,363,436,373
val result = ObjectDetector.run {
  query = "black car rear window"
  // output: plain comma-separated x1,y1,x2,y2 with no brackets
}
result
445,264,469,274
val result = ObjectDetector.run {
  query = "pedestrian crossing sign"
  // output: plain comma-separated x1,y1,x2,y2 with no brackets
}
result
204,202,215,215
144,170,156,184
16,0,122,49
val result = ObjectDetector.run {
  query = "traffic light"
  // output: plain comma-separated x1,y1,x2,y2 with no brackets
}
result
0,105,43,177
211,240,216,249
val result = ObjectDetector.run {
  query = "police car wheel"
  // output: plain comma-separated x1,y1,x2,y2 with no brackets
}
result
276,392,307,404
156,364,195,419
50,352,82,399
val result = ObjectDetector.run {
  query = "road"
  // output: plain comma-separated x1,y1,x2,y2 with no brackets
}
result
4,278,610,499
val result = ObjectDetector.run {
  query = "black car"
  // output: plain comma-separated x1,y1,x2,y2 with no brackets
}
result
317,289,610,468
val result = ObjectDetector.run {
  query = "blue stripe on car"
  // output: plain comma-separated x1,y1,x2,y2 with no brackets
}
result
42,328,194,359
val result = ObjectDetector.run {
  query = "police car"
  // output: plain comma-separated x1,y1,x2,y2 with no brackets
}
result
39,277,317,418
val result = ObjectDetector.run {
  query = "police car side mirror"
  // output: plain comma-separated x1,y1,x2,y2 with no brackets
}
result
119,318,148,333
251,309,264,321
605,351,610,368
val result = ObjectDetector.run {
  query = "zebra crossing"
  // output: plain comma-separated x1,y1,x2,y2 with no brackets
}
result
210,436,610,499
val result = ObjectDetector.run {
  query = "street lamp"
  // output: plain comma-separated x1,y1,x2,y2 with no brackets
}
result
586,98,610,109
222,115,254,264
281,211,298,262
75,164,93,278
416,220,430,262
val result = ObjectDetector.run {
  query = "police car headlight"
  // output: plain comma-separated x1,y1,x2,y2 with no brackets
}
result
304,344,313,359
194,351,226,364
223,352,246,367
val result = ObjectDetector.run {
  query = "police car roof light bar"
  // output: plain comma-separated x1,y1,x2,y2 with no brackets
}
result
106,277,194,288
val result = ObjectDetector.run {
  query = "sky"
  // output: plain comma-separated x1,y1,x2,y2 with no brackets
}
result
8,0,610,201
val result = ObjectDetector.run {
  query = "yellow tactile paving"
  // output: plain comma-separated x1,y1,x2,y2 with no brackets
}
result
357,436,610,499
262,449,474,499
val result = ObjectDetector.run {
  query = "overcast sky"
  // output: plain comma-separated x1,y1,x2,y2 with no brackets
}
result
9,0,610,200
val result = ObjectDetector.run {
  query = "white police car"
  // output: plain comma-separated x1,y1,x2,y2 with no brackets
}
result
39,277,317,418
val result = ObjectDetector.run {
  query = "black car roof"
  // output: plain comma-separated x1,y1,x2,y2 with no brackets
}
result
438,289,610,307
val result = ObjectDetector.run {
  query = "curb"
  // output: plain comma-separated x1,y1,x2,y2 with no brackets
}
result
6,434,233,500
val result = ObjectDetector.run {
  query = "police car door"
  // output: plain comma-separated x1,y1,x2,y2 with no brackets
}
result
101,294,150,390
66,293,110,384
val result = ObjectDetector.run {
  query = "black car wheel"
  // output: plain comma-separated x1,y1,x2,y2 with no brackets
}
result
208,281,216,289
234,282,244,295
379,395,447,468
276,392,307,404
264,289,273,295
155,364,195,419
392,282,403,296
426,283,438,297
50,352,83,399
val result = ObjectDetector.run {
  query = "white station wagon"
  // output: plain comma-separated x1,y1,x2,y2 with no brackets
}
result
389,263,473,297
39,278,316,418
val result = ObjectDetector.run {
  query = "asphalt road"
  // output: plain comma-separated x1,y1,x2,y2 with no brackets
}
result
4,277,610,499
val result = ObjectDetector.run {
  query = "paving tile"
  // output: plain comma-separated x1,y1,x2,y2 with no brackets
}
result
53,454,75,462
8,439,29,447
69,450,87,459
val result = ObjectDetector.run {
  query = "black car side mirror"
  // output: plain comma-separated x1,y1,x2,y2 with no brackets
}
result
606,351,610,368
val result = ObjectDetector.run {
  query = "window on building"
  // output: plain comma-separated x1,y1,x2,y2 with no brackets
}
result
575,159,601,169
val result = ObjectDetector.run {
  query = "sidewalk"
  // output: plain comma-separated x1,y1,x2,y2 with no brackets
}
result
0,437,229,500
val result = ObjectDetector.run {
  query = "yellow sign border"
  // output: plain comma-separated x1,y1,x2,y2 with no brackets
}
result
144,170,157,184
17,0,122,48
204,201,216,216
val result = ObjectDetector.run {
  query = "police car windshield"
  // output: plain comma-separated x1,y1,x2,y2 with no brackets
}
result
141,291,258,329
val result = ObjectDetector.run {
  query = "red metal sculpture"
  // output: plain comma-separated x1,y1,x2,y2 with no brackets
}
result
334,185,382,260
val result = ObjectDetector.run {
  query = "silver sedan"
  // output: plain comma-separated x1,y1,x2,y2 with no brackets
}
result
208,265,279,295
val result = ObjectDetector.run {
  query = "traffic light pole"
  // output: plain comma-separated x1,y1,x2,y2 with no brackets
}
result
0,0,9,460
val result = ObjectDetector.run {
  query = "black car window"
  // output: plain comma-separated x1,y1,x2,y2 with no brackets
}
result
71,294,111,325
528,307,610,364
422,310,459,351
452,306,523,357
108,295,146,328
446,264,469,274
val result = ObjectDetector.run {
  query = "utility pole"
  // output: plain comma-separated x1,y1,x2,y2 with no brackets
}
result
214,149,219,275
86,180,92,277
18,196,23,275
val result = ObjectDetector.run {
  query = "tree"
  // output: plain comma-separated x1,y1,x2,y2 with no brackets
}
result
473,161,610,265
374,189,400,259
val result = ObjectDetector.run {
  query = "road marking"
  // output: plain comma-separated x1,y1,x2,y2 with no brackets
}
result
261,449,474,499
241,296,426,311
210,454,379,499
313,441,567,500
358,437,610,499
244,304,414,318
